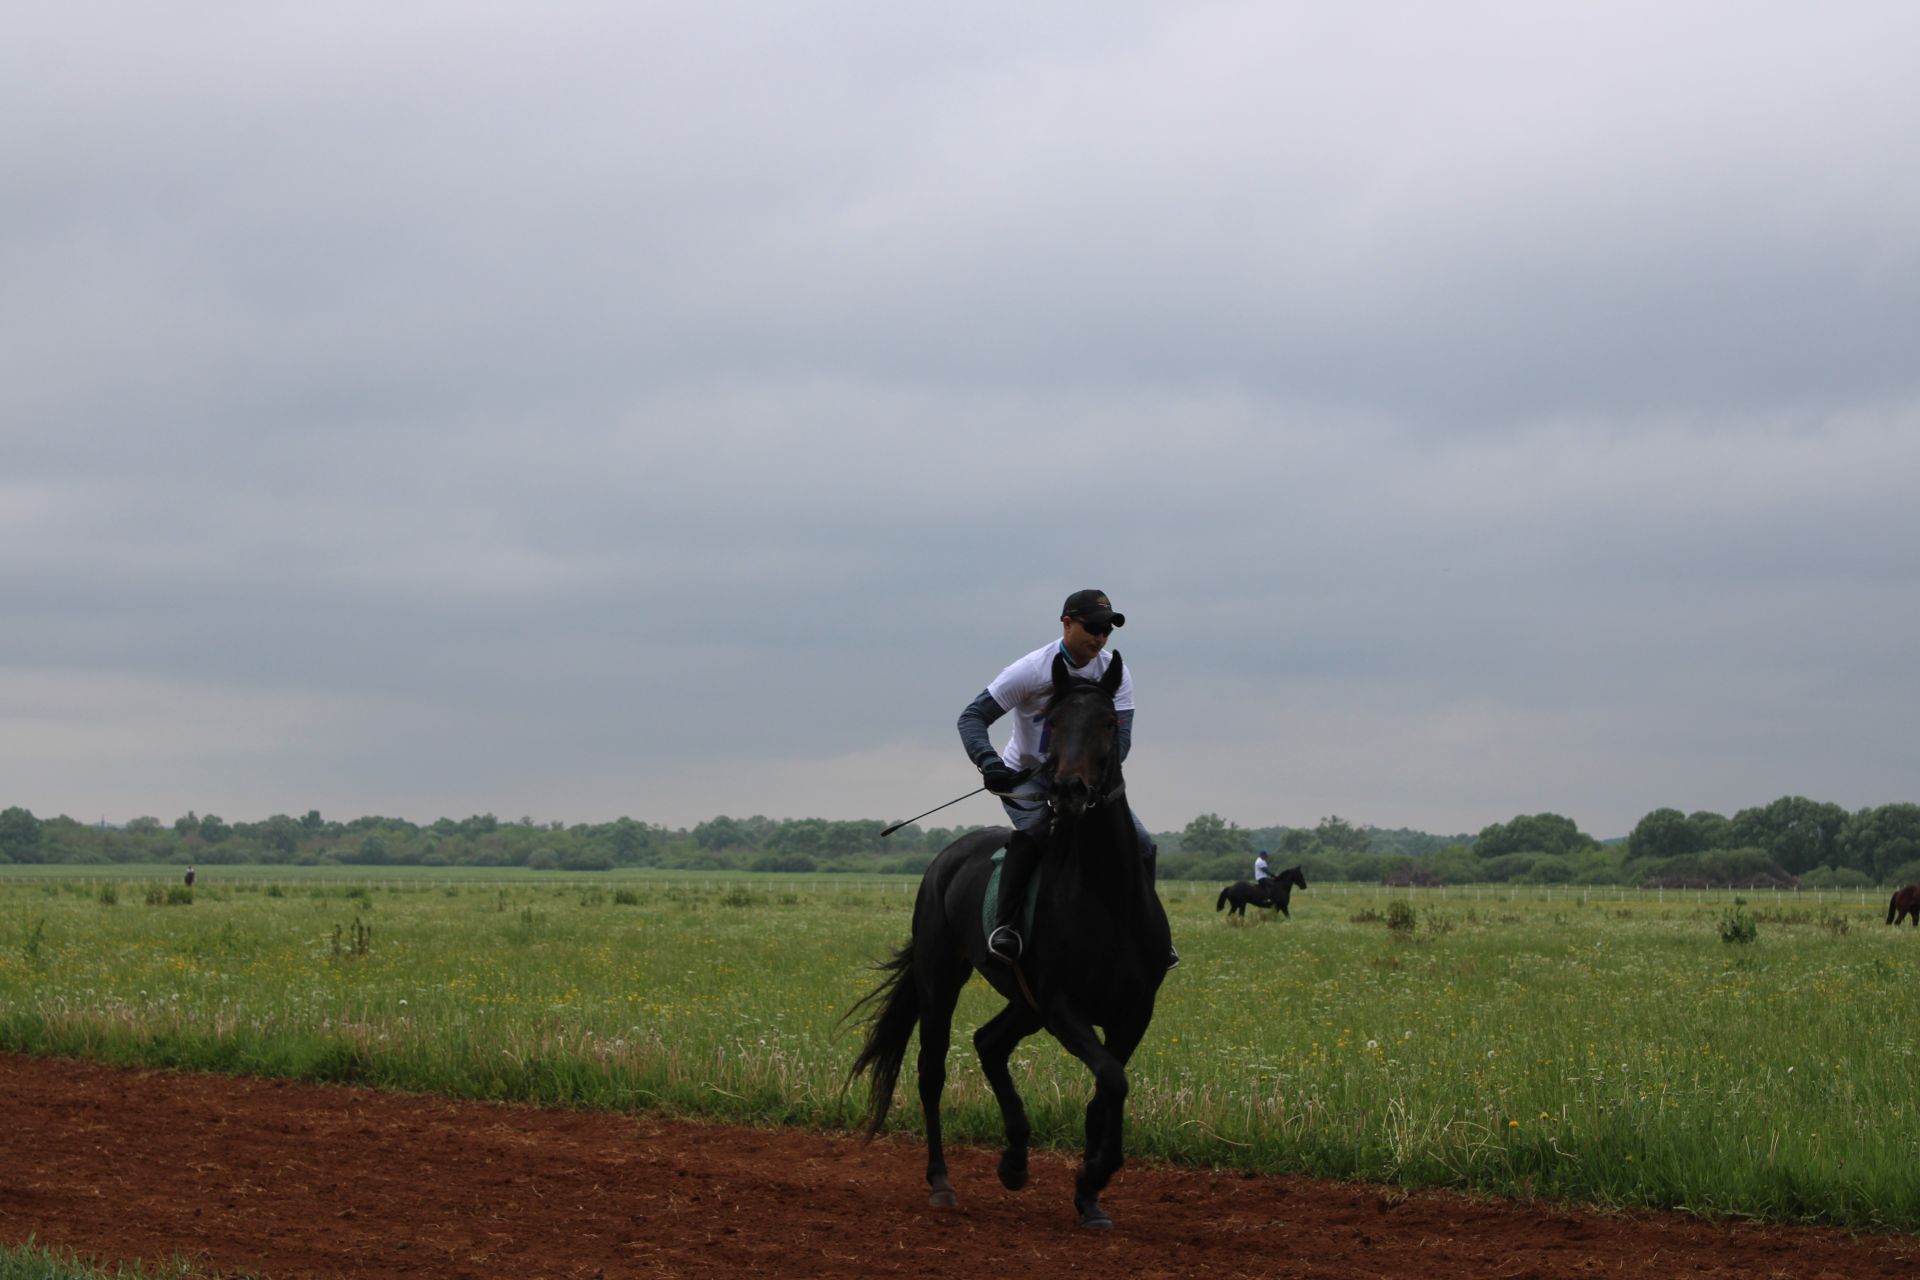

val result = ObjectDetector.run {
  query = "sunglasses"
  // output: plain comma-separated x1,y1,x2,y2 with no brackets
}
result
1069,615,1114,636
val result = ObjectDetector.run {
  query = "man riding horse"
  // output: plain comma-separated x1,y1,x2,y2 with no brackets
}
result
957,588,1174,969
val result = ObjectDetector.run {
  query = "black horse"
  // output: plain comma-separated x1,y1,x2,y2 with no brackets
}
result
1215,865,1307,919
1888,885,1920,926
846,651,1171,1230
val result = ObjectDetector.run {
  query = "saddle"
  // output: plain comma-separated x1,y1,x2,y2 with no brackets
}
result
981,846,1043,945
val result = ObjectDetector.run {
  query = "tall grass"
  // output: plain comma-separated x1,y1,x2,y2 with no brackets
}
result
1,875,1916,1228
0,1240,221,1280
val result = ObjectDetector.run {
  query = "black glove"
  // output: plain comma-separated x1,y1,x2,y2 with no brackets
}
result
979,761,1030,795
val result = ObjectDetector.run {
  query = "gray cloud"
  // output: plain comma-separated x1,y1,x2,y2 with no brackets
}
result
5,3,1918,837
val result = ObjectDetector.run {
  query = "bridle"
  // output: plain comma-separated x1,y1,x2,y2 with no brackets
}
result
1040,689,1127,822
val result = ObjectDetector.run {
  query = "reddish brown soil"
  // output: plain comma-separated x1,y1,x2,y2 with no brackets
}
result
2,1053,1914,1279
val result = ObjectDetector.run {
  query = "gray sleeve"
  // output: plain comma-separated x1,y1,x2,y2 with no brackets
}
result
957,689,1007,769
1117,707,1134,763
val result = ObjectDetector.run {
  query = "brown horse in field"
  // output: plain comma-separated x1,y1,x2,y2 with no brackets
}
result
1887,885,1920,926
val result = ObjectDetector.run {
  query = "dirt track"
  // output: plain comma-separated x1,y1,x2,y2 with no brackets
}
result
2,1053,1915,1279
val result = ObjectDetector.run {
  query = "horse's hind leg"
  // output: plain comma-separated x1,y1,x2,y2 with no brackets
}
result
974,1002,1044,1191
916,960,969,1208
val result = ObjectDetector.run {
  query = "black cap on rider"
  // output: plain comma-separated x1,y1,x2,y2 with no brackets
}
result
1062,589,1125,630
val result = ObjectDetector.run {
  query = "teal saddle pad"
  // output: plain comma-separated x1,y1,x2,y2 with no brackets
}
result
982,846,1043,941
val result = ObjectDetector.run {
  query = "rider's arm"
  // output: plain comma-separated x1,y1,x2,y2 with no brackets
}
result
957,690,1008,769
1117,707,1133,763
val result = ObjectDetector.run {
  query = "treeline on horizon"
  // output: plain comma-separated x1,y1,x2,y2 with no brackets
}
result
1,795,1917,889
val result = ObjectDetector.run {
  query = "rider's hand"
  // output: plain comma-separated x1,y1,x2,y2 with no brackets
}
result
979,761,1029,795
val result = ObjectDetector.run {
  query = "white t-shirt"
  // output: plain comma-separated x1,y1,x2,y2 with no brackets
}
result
986,641,1135,772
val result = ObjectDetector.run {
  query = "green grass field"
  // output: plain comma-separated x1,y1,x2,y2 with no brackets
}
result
2,869,1916,1230
0,1240,222,1280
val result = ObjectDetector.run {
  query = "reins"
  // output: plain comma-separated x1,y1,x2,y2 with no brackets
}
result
1009,711,1129,1012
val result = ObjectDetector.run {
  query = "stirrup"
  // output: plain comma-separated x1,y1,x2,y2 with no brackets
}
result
1166,946,1180,971
987,925,1024,962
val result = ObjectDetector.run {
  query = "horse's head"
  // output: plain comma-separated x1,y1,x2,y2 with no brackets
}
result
1044,650,1124,823
1282,866,1307,891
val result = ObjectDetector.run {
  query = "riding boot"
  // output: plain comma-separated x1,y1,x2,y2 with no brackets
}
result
988,829,1043,962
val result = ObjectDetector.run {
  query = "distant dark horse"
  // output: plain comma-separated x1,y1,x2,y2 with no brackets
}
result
846,651,1171,1230
1216,865,1307,919
1888,886,1920,926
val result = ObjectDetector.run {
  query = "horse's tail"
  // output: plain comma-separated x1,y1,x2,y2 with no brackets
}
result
1216,886,1230,911
843,941,920,1137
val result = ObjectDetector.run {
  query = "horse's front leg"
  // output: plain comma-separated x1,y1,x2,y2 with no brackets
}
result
1048,1016,1144,1230
974,1002,1044,1191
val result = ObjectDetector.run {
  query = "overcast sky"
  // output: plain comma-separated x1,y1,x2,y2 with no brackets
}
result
4,3,1916,840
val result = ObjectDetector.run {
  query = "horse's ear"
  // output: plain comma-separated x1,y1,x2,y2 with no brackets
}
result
1050,650,1072,695
1100,651,1124,697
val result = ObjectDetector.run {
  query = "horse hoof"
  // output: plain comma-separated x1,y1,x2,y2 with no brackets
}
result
1078,1206,1114,1230
929,1187,958,1210
998,1153,1029,1191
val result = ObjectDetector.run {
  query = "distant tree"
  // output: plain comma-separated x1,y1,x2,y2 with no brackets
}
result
0,806,44,863
1367,827,1470,859
174,811,199,837
37,815,104,862
1628,808,1704,861
1475,813,1595,858
1687,810,1733,850
693,816,748,851
1730,796,1847,875
1801,864,1873,890
198,814,231,844
771,818,829,858
1426,843,1482,884
125,816,163,833
1837,803,1920,882
254,814,302,856
824,819,884,857
300,809,325,831
601,818,652,863
1315,815,1370,855
559,846,613,871
919,825,963,852
1182,813,1249,858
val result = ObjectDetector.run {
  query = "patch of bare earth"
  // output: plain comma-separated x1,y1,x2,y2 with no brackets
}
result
1,1053,1914,1278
